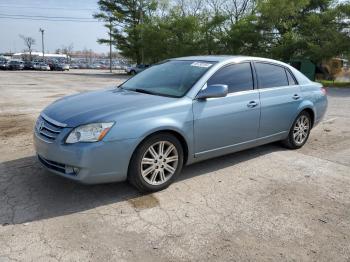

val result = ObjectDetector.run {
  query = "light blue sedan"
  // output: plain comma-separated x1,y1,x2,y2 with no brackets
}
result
34,56,328,192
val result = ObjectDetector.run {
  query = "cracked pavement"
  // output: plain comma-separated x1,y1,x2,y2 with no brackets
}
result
0,70,350,261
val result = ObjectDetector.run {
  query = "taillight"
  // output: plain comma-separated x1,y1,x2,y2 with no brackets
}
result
321,87,327,95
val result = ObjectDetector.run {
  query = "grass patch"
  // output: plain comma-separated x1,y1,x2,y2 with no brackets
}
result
317,80,350,88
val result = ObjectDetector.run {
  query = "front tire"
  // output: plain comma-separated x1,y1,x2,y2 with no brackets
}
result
128,133,184,192
282,111,311,149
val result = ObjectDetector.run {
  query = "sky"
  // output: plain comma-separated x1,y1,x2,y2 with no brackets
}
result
0,0,109,54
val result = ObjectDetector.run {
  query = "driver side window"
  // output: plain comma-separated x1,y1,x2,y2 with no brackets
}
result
207,62,254,93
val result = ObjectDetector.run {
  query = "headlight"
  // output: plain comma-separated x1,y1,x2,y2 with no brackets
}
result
66,122,114,144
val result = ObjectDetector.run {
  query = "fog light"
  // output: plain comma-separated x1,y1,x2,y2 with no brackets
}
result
65,165,79,175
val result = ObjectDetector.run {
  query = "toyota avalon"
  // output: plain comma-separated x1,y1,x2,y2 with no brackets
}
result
34,56,327,192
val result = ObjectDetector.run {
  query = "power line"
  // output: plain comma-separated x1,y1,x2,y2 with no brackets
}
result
0,4,96,11
0,13,96,20
0,16,101,23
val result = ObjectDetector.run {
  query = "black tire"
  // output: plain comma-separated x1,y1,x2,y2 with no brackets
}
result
128,133,184,192
282,111,311,149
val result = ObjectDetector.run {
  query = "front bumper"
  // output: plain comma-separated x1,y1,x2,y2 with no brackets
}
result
34,130,137,184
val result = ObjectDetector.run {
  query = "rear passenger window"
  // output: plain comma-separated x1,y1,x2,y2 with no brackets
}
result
207,63,254,93
286,70,297,85
255,63,288,88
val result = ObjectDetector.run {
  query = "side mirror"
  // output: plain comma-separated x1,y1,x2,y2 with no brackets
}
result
196,84,228,100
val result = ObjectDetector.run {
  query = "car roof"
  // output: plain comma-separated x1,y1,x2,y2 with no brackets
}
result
170,55,290,65
171,55,239,62
171,55,301,74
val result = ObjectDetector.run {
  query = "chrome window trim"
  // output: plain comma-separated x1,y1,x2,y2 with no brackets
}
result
258,85,298,92
226,89,260,97
199,88,260,101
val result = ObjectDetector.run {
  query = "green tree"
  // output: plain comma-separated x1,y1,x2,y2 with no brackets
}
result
95,0,157,64
199,12,227,55
95,0,350,64
256,0,350,63
224,14,266,56
142,10,204,62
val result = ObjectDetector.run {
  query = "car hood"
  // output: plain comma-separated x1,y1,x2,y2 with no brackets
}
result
42,88,177,127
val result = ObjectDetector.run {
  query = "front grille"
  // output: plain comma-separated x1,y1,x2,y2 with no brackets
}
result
35,115,65,142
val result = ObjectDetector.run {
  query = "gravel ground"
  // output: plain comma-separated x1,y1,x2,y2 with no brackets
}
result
0,70,349,262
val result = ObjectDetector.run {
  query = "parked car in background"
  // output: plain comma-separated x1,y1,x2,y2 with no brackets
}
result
23,61,35,70
0,57,8,70
0,61,8,70
50,63,61,71
34,56,327,192
50,63,70,71
125,64,150,75
7,60,24,70
70,64,79,69
33,62,41,70
90,64,101,69
62,64,70,71
39,63,50,71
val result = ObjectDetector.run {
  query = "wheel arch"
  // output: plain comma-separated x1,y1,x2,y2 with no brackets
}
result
302,108,315,128
296,102,316,128
131,128,190,167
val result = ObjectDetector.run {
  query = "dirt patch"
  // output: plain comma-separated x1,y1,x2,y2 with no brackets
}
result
0,113,35,138
129,194,160,210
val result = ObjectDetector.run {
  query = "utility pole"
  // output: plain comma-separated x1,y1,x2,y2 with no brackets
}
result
39,28,45,62
140,0,144,65
109,18,112,73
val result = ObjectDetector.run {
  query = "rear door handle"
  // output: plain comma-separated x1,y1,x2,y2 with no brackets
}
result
293,94,301,100
247,101,258,108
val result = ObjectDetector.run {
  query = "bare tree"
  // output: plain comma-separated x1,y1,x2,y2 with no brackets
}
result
205,0,224,15
19,35,36,61
175,0,204,16
157,0,171,17
61,43,74,63
224,0,256,24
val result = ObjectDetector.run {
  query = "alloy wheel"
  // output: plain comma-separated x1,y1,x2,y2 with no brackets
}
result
293,115,310,145
140,141,179,185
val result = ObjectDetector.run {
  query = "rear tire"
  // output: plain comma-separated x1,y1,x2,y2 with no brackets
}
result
128,133,184,192
282,111,311,149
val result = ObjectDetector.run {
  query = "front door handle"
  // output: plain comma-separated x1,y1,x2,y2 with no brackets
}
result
293,94,301,100
247,101,258,108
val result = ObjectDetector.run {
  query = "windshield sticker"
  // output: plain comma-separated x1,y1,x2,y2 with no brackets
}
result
191,62,213,68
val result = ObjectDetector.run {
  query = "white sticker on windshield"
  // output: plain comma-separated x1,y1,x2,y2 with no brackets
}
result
191,62,213,68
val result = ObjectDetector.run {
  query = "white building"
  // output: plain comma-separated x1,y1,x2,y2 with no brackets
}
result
12,52,68,61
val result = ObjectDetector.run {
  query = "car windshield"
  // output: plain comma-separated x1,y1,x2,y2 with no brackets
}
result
121,60,215,98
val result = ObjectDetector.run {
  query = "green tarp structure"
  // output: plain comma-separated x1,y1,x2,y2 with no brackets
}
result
289,59,316,81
